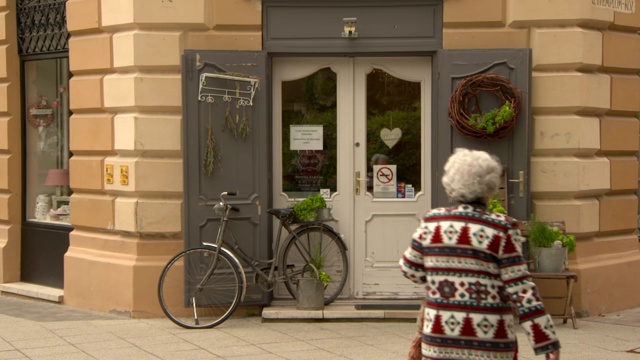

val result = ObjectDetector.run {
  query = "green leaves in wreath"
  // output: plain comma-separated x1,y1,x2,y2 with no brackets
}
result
469,101,515,135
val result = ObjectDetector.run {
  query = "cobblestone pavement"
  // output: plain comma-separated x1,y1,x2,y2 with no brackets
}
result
0,295,639,359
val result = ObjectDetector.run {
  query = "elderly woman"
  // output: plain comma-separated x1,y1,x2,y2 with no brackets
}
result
400,148,560,360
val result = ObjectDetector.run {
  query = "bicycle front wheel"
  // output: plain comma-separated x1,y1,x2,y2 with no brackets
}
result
280,225,348,304
158,247,242,329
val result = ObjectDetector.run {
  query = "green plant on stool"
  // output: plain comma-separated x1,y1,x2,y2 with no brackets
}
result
527,217,577,273
528,217,576,254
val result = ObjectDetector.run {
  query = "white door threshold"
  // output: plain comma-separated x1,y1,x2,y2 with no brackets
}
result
262,299,421,322
0,282,63,303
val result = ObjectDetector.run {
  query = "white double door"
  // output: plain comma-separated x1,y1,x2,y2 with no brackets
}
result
273,57,431,299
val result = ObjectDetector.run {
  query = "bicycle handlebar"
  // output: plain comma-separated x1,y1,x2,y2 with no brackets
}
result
220,191,240,212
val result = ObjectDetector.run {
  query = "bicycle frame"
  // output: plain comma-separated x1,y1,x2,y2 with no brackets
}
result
214,213,291,286
202,192,347,298
203,194,293,295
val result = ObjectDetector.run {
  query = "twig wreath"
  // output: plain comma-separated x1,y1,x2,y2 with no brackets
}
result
449,73,522,140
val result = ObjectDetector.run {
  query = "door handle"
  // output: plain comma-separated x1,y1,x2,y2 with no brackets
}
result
355,171,366,195
508,170,525,197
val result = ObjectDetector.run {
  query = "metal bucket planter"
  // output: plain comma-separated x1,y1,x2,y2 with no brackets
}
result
316,207,332,220
535,247,567,273
296,264,325,310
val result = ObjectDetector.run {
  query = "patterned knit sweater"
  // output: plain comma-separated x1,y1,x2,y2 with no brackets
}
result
400,204,560,360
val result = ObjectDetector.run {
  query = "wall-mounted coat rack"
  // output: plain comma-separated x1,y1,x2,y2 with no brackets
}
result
198,73,259,106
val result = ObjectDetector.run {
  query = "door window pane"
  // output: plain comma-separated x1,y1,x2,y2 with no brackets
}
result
281,68,337,198
24,58,71,224
366,68,421,198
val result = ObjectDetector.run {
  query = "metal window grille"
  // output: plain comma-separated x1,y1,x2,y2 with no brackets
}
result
17,0,69,55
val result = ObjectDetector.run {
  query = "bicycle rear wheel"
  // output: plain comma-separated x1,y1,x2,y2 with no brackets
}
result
158,247,242,329
280,225,348,304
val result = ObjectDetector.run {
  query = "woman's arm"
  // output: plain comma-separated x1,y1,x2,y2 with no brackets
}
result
499,225,561,356
399,222,429,284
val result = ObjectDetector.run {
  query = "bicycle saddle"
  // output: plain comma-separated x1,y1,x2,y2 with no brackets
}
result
267,208,294,220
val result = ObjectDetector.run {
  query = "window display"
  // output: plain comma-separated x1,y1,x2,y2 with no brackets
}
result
24,58,71,224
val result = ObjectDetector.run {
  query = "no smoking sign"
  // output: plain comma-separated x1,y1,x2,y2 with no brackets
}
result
376,166,394,184
373,164,397,198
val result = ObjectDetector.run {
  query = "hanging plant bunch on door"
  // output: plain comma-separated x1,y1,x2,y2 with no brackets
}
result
198,70,260,177
449,73,522,140
198,72,259,140
203,104,222,177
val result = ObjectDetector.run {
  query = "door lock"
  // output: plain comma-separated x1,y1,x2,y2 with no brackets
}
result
508,171,525,197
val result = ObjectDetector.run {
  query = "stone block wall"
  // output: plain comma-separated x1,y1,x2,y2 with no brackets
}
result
63,0,261,316
0,1,20,285
444,0,640,316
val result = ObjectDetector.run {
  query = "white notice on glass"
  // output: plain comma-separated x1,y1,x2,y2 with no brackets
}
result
290,125,323,150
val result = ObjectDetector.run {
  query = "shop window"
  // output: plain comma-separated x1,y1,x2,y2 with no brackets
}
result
366,68,421,198
24,58,71,224
281,67,338,198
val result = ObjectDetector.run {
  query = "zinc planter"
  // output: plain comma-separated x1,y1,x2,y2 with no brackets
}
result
296,264,324,310
535,247,567,273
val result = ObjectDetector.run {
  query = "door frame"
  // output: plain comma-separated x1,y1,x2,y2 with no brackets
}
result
272,56,433,299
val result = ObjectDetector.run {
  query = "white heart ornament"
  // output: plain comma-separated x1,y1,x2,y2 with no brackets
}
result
380,128,402,149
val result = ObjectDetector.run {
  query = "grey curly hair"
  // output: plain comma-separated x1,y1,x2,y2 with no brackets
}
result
441,148,502,204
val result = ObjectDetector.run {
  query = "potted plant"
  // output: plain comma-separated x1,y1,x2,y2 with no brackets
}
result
296,243,332,310
527,217,576,273
310,242,332,286
293,194,328,222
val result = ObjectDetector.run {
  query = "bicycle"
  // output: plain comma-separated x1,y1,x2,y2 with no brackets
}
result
157,191,349,329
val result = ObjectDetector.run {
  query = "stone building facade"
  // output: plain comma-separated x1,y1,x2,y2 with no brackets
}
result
0,0,638,318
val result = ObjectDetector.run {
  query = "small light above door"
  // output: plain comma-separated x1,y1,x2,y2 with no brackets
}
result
342,18,358,38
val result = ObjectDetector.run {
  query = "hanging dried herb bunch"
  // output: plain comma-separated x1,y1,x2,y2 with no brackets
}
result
203,115,221,177
449,73,522,141
239,105,250,138
223,102,238,138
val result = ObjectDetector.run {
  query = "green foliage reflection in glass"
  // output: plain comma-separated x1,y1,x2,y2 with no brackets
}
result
366,69,421,192
281,68,337,197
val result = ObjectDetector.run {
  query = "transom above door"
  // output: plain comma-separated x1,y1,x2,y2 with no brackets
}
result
273,57,431,299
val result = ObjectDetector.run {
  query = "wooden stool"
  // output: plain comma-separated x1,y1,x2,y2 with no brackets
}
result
530,272,578,329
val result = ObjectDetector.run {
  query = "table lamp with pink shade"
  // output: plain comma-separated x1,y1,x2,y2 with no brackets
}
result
44,168,69,196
